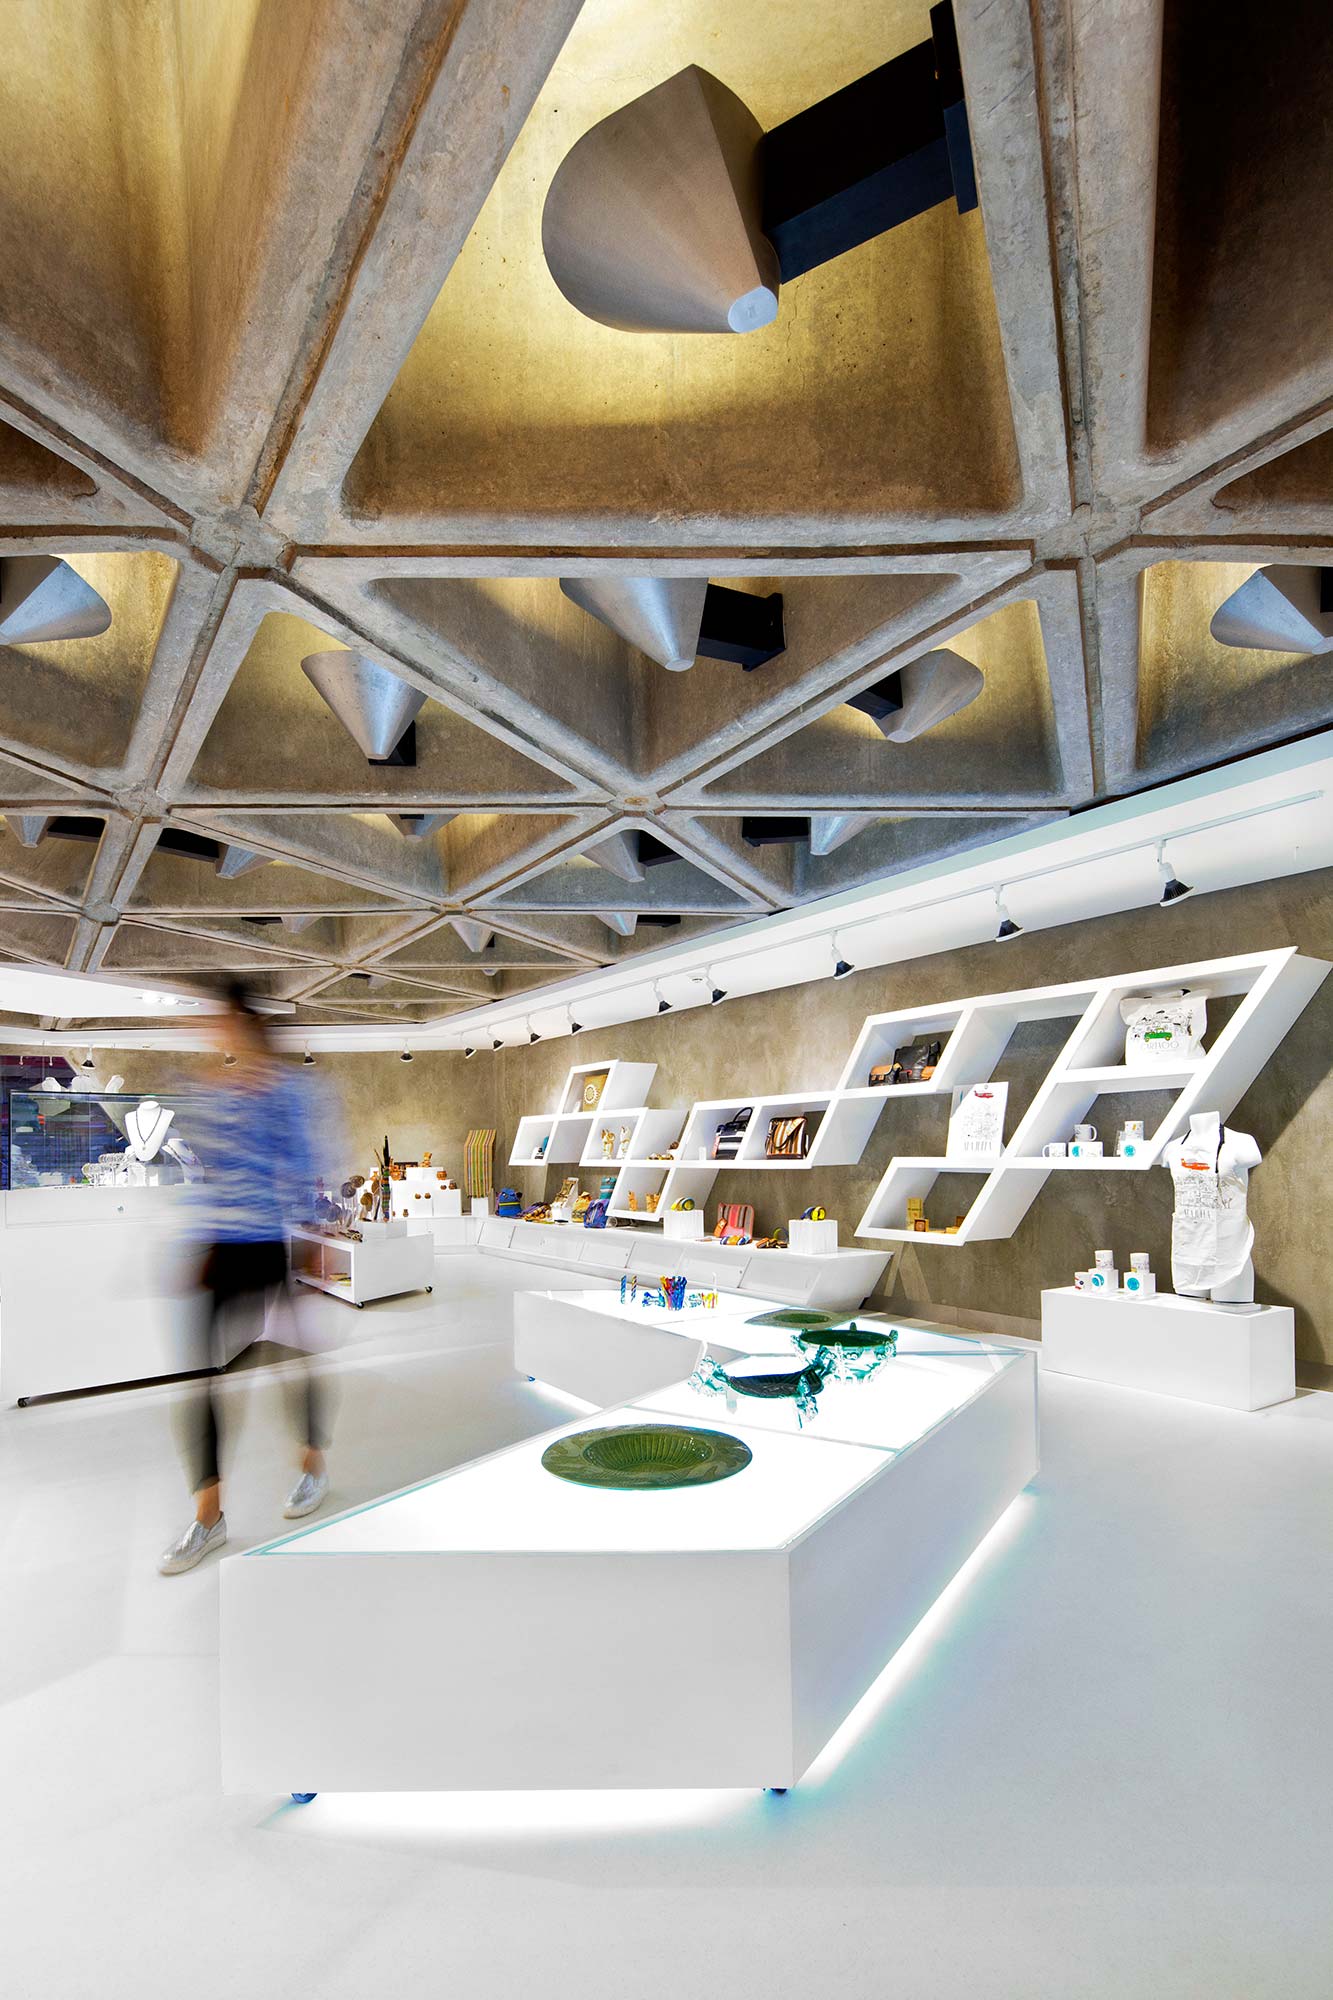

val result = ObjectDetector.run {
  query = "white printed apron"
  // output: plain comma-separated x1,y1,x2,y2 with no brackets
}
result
1167,1122,1254,1296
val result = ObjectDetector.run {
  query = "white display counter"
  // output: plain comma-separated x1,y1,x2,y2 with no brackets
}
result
478,1216,890,1313
290,1223,434,1308
1040,1286,1295,1410
0,1186,228,1404
221,1294,1037,1797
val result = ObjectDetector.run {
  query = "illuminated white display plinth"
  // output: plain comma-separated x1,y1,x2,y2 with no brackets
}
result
221,1306,1036,1795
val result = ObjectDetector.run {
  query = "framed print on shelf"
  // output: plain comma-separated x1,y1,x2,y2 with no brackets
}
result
946,1082,1008,1160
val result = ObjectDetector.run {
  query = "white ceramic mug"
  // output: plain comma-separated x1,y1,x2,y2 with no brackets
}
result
1042,1141,1067,1157
1074,1123,1098,1142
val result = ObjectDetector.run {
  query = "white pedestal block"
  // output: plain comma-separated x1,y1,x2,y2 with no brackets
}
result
663,1209,705,1241
1040,1287,1295,1410
471,1196,491,1217
789,1217,838,1255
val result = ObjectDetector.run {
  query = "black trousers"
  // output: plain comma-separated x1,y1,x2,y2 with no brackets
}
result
180,1238,330,1494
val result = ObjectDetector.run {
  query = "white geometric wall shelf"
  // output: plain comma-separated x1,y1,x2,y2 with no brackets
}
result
852,948,1327,1246
506,948,1327,1253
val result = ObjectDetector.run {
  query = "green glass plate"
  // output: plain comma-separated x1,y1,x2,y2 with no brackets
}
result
541,1424,753,1490
745,1307,848,1333
797,1322,895,1350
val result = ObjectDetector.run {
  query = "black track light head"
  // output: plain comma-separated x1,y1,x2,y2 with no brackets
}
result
657,997,672,1014
464,1046,476,1059
302,1050,316,1067
833,957,854,979
1155,845,1193,906
222,1052,237,1067
570,1019,584,1035
710,986,727,1005
80,1051,97,1070
993,891,1022,941
492,1038,504,1051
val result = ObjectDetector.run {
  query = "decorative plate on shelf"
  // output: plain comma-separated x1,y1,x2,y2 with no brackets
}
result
745,1307,848,1333
541,1424,752,1490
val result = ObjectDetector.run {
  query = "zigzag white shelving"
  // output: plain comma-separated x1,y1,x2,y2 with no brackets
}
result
505,948,1328,1252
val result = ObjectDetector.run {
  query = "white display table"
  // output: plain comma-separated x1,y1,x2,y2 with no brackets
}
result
289,1224,434,1308
1039,1286,1295,1410
0,1186,233,1403
221,1299,1037,1797
514,1285,765,1407
478,1216,889,1313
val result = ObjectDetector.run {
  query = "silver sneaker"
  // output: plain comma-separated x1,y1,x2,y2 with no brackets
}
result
159,1514,227,1575
283,1469,329,1519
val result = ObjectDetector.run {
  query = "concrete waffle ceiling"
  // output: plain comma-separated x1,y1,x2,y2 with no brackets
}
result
2,0,1331,1035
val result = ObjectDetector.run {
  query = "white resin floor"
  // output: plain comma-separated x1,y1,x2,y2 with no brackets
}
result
3,1252,1332,2000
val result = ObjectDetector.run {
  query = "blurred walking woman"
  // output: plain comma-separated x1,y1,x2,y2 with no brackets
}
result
159,985,334,1575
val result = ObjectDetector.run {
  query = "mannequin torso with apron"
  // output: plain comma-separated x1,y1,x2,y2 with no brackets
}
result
1162,1110,1262,1305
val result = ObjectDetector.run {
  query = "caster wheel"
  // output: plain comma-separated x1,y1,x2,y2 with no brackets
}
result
291,1792,317,1804
766,1787,788,1796
17,1397,29,1408
355,1301,365,1309
426,1285,433,1293
527,1375,536,1383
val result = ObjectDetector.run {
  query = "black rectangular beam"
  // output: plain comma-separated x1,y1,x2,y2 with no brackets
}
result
846,671,904,725
697,585,786,671
760,1,977,283
742,816,811,848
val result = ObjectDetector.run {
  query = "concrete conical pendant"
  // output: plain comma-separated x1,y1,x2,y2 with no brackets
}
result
0,556,112,644
449,918,494,953
301,651,425,759
542,66,779,335
278,914,318,934
386,813,454,838
807,813,879,857
215,844,271,879
5,814,50,847
595,911,639,938
1209,566,1333,656
585,831,644,883
879,650,985,743
561,578,708,671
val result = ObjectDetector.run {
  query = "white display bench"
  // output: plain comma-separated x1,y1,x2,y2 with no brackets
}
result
477,1215,890,1314
1040,1287,1295,1410
221,1301,1036,1796
290,1224,433,1309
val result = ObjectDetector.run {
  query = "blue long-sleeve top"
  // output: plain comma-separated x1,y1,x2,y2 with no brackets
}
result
182,1066,336,1244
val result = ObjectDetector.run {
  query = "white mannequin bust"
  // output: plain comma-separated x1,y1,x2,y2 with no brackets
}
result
1161,1110,1262,1306
124,1098,175,1164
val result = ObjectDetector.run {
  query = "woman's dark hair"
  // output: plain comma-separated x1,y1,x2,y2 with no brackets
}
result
222,979,275,1050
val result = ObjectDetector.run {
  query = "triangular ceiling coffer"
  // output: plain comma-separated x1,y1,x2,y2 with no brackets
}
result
300,651,425,759
0,557,112,644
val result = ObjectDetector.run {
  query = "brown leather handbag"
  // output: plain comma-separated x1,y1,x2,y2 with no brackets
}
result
765,1114,810,1159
